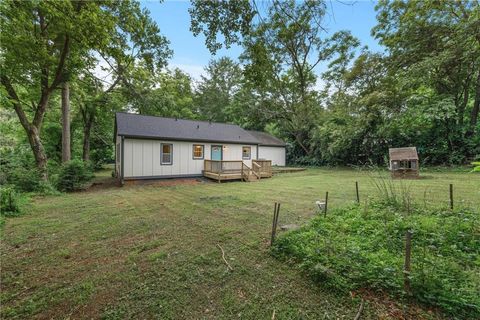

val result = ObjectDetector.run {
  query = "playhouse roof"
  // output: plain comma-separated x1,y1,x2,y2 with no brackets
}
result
389,147,419,161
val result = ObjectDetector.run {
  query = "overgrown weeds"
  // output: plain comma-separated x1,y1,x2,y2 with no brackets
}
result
0,185,21,216
369,170,414,214
272,202,480,318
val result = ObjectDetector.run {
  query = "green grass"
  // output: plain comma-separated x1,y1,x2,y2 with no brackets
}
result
273,203,479,318
1,168,478,319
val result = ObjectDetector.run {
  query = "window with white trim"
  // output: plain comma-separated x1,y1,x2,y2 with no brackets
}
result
161,143,173,165
242,146,251,160
193,144,204,159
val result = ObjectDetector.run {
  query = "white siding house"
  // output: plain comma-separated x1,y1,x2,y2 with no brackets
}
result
247,130,287,166
258,146,286,166
122,139,257,179
114,113,285,182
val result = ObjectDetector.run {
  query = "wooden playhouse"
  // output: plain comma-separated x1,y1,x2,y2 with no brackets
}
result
388,147,419,179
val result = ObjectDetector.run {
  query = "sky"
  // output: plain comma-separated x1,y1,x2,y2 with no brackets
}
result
142,0,383,83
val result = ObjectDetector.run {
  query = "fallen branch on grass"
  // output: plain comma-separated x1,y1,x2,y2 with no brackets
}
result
353,299,365,320
217,244,233,271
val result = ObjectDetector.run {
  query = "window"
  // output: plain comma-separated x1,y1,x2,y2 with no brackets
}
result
242,146,251,160
161,143,173,165
193,144,204,159
411,160,417,169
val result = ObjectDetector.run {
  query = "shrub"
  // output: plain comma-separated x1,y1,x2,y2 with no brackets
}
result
56,160,94,192
272,203,480,318
8,166,43,192
471,162,480,172
0,147,45,192
1,185,21,216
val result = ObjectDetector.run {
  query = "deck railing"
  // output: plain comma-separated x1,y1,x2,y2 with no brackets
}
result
252,159,272,176
204,160,243,174
241,162,250,181
204,159,272,181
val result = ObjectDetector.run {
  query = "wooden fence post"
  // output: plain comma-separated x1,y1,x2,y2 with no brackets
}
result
449,184,453,210
324,192,329,218
404,230,412,295
275,203,280,230
271,203,280,246
355,181,360,204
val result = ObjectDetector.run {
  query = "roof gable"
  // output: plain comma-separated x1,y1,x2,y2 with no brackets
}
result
115,113,260,145
389,147,419,161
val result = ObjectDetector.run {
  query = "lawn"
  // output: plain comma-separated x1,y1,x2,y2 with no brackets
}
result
1,168,479,319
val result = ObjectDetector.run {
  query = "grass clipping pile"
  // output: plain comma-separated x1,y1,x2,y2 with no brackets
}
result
272,200,479,319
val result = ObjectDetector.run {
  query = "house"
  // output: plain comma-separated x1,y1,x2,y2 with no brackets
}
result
388,147,419,178
246,130,286,166
114,113,286,183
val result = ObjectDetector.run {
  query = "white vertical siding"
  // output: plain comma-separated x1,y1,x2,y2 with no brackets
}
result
258,146,286,166
115,135,121,177
122,138,258,178
222,144,257,167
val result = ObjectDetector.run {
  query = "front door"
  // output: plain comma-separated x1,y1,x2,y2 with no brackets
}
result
211,145,223,160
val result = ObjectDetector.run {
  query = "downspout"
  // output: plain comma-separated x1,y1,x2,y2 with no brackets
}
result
256,144,259,160
121,136,125,186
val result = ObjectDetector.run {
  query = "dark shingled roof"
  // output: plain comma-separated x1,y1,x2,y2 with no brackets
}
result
115,113,261,144
389,147,419,161
246,130,286,147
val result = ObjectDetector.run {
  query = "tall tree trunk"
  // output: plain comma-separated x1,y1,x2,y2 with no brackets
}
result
1,75,49,180
1,31,70,180
61,81,71,162
466,69,480,137
82,123,91,162
27,125,48,180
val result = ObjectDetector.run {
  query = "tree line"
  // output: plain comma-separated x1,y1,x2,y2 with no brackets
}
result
1,0,479,190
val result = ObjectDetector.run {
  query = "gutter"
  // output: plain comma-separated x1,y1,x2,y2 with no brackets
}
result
118,134,260,146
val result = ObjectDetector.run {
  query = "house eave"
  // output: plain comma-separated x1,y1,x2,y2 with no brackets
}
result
117,134,260,145
259,144,286,147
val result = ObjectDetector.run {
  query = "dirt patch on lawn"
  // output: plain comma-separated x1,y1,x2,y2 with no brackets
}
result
87,178,121,191
124,177,208,187
354,289,444,320
85,177,209,192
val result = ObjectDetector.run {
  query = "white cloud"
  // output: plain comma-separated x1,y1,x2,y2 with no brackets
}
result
91,54,115,87
313,77,327,92
170,63,206,82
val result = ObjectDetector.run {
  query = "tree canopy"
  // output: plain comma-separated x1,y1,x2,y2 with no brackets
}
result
1,0,479,193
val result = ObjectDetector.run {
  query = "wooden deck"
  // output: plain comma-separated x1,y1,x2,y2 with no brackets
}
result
203,160,272,182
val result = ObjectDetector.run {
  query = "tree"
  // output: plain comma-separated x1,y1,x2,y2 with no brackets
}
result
189,0,255,54
195,57,244,123
373,0,480,143
241,1,359,156
61,81,71,162
122,66,196,118
190,0,361,157
0,0,171,178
